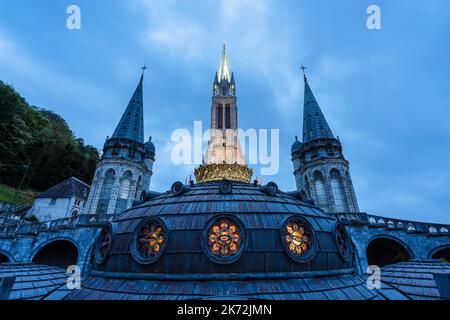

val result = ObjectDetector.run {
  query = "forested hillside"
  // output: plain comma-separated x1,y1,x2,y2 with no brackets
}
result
0,80,98,193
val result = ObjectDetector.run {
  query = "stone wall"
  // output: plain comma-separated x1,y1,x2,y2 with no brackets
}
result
334,212,450,273
0,215,109,274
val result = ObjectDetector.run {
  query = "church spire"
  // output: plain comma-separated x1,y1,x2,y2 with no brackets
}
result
302,69,334,143
214,44,235,97
111,70,145,143
218,43,232,83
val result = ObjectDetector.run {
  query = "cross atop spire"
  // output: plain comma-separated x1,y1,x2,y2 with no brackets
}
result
141,65,148,76
301,64,307,80
218,43,232,83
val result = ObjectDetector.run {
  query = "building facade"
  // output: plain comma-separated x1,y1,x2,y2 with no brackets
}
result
26,177,89,221
291,71,359,213
1,49,450,301
84,72,155,216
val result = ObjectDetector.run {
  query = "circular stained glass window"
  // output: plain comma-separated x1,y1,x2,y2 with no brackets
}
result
335,223,352,261
281,216,316,262
203,216,246,264
131,218,168,264
95,223,115,264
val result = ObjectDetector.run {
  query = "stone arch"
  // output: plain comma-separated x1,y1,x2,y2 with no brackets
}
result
428,245,450,262
313,170,330,212
115,170,133,214
329,168,348,212
31,237,79,269
96,168,116,215
366,235,413,267
0,249,13,263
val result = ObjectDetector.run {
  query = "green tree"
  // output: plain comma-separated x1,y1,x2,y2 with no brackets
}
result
0,80,99,193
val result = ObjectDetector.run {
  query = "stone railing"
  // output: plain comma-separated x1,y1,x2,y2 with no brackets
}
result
333,212,450,237
0,214,113,237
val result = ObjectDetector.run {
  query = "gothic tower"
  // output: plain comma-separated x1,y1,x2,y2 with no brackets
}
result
195,45,252,183
84,70,155,215
291,69,359,213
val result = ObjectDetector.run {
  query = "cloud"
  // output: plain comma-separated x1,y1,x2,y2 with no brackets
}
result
0,29,124,149
136,0,305,117
0,30,35,73
150,134,196,191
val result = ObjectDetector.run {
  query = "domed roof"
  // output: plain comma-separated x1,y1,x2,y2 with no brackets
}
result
144,136,155,155
66,181,387,300
291,136,302,153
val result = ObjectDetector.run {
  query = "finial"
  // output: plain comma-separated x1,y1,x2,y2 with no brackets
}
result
141,65,148,77
300,64,307,81
149,136,152,142
295,135,298,141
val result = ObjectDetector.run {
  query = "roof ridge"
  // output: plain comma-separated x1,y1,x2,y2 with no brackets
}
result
69,176,90,188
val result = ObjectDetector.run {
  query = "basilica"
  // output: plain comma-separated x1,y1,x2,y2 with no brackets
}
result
0,46,449,300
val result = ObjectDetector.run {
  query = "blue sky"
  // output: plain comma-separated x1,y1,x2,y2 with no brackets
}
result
1,0,449,223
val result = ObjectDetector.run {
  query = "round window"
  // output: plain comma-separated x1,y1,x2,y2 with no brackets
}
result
281,216,316,262
203,216,246,264
95,223,115,264
131,218,168,264
335,222,352,262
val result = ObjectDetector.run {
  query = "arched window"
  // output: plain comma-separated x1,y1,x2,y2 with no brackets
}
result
330,169,348,212
96,169,115,215
225,106,231,129
217,105,223,129
115,171,132,214
304,176,311,197
134,176,143,201
314,171,330,212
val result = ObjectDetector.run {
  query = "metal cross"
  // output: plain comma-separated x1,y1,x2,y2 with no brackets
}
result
141,65,148,74
300,64,306,75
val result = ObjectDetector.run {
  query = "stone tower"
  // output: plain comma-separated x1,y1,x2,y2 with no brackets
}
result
291,69,359,213
195,44,252,183
84,70,155,216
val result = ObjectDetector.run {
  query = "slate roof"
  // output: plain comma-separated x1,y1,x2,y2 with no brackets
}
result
0,263,68,300
63,181,403,300
302,76,335,143
3,182,447,300
380,260,450,300
66,272,389,300
111,74,145,143
36,177,90,200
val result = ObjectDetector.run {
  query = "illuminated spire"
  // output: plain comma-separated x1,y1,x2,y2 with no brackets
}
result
217,43,232,83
